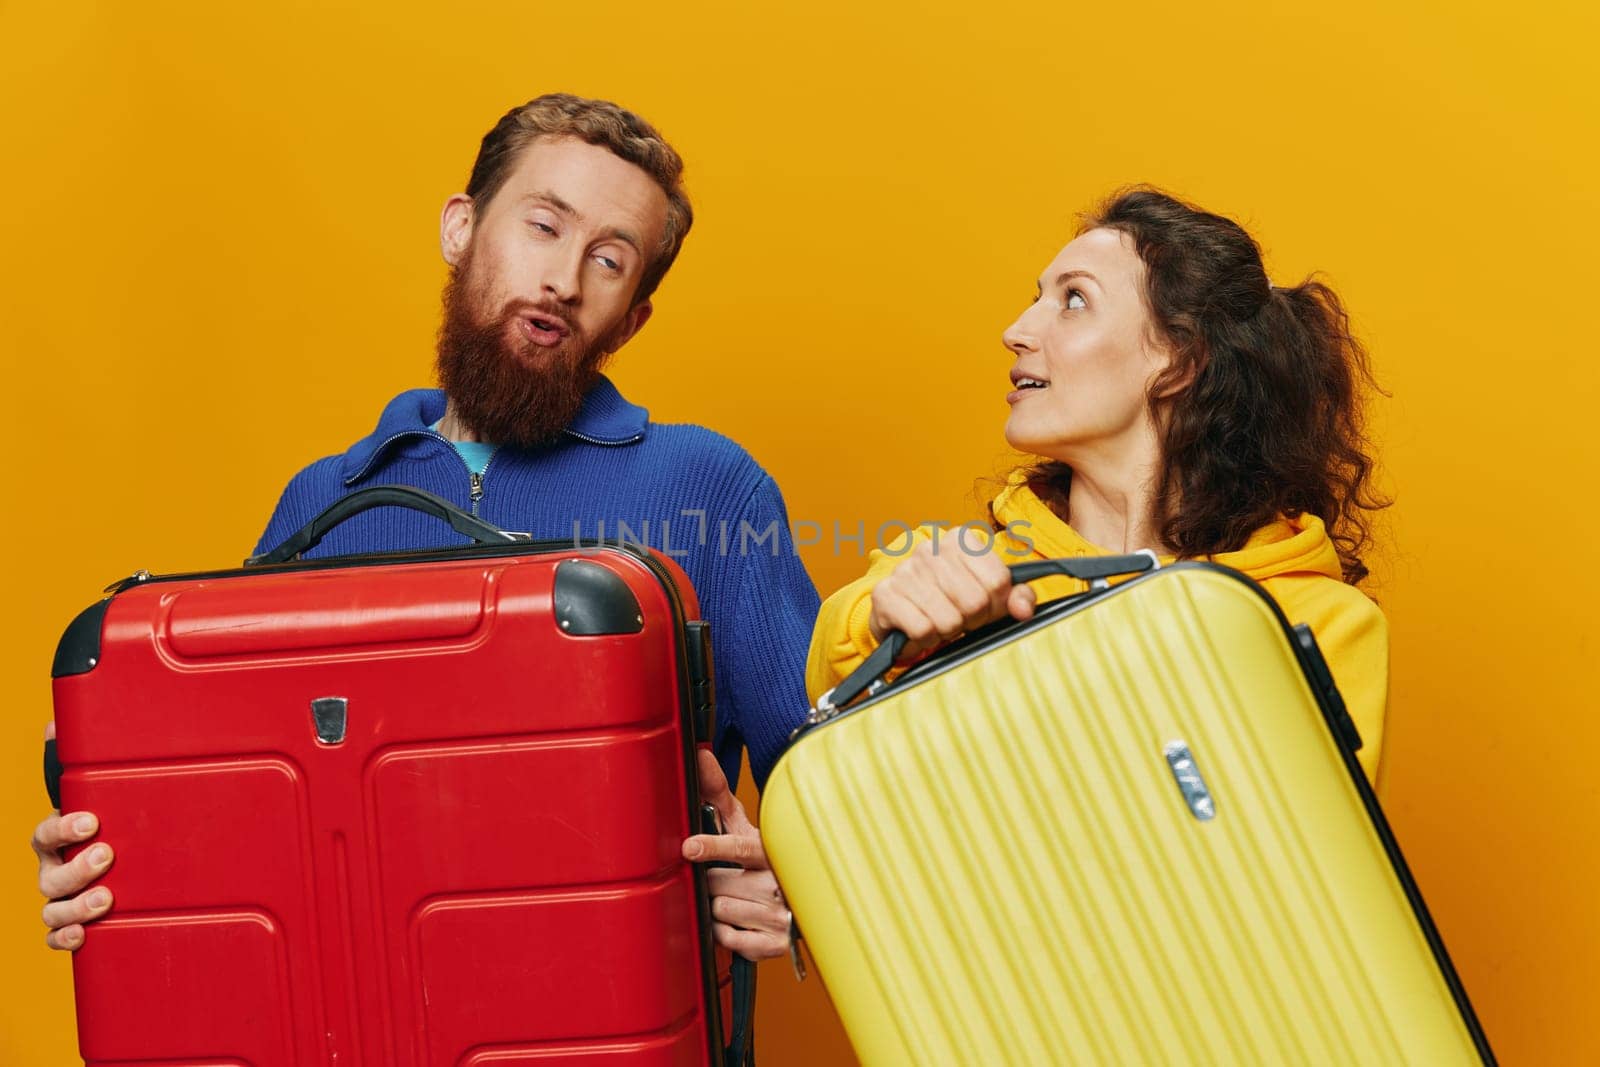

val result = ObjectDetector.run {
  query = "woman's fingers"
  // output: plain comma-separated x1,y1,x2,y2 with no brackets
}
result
929,548,1009,629
1008,581,1037,621
871,536,1018,657
868,584,942,656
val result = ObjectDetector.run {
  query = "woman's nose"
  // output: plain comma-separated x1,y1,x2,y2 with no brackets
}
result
1002,313,1038,357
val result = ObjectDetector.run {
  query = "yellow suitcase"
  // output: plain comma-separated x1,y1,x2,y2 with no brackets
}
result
762,557,1492,1065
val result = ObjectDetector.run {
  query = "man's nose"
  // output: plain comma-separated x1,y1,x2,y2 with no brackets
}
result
541,248,583,304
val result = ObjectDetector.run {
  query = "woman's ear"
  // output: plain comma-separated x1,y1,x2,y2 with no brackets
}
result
1149,338,1202,400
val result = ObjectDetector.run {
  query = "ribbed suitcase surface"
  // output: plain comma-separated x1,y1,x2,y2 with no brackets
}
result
52,542,727,1067
762,563,1488,1065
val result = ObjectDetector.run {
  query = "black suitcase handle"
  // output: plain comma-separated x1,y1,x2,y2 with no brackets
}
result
726,954,756,1066
44,737,62,809
697,804,757,1067
245,485,525,566
813,550,1159,717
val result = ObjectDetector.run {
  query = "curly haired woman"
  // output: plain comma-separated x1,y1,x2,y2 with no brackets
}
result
807,187,1390,782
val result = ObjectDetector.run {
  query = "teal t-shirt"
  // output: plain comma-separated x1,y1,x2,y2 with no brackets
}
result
431,419,498,476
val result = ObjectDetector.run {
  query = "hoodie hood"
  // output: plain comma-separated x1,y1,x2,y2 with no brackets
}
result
988,476,1343,583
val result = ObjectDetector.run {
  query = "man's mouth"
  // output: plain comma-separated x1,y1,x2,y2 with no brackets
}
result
521,312,570,348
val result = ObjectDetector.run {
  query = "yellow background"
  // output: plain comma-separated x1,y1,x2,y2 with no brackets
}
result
2,1,1595,1063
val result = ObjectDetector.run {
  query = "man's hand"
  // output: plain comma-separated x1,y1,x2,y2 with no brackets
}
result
681,750,790,961
33,720,114,951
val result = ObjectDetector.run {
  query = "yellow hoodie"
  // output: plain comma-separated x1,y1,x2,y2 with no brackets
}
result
805,477,1388,783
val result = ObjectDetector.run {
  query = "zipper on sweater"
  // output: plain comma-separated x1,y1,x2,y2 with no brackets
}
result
563,428,644,447
467,450,501,517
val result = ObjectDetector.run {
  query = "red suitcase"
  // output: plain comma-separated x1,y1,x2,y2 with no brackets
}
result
47,486,752,1067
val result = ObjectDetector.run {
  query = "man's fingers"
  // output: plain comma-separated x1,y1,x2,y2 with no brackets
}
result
44,720,56,742
30,814,60,861
711,894,791,933
38,843,113,900
42,887,113,933
693,750,747,830
682,830,768,869
694,748,731,804
710,922,790,961
705,866,784,904
45,924,85,952
31,810,97,859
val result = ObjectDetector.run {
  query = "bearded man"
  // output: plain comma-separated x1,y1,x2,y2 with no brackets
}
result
32,93,813,963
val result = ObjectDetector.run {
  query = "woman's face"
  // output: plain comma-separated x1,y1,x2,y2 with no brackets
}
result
1002,227,1172,464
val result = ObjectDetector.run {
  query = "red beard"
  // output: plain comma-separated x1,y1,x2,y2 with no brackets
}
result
434,259,622,448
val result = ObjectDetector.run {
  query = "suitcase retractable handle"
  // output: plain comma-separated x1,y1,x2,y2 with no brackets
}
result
245,485,528,566
800,550,1159,734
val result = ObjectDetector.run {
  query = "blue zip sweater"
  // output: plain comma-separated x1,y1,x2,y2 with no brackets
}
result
252,377,821,789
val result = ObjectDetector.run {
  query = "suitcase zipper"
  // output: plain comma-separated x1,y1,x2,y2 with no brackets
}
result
102,569,153,594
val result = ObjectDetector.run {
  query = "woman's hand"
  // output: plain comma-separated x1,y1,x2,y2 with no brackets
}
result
868,535,1036,662
681,750,790,961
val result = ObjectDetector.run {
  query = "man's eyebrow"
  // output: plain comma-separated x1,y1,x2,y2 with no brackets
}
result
599,225,644,256
520,192,643,256
522,190,581,218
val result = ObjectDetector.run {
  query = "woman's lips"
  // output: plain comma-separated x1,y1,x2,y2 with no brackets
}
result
1006,382,1050,405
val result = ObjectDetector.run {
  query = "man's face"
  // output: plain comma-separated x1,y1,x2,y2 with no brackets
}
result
436,136,669,446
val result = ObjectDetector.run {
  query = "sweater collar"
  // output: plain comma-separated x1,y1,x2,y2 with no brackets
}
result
339,375,650,484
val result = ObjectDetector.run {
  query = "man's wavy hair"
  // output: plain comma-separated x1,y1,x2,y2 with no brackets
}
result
1027,187,1388,584
465,93,692,304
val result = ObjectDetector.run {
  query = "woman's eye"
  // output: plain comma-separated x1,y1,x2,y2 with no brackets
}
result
530,221,556,235
1066,290,1087,310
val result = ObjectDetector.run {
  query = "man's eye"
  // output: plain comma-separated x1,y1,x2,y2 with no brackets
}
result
530,221,556,235
1066,290,1087,310
596,254,621,272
